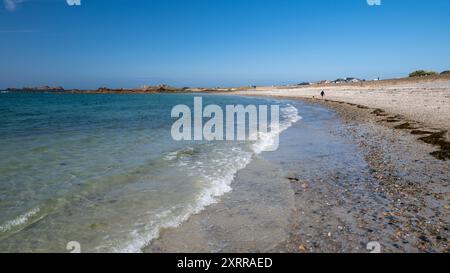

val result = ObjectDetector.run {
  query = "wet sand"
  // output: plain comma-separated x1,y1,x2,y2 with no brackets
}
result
283,99,449,253
144,96,449,253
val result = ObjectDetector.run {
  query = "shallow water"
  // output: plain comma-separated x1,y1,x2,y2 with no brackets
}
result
0,92,300,252
144,100,378,252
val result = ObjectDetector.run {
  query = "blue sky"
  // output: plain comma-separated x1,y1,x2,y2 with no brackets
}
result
1,0,449,89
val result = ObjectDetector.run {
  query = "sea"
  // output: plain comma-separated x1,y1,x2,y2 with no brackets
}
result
0,92,301,252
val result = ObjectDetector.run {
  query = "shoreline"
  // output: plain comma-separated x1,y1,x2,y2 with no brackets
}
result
143,94,449,252
247,94,449,252
284,97,450,161
220,79,450,133
1,89,448,252
288,98,449,252
219,78,450,161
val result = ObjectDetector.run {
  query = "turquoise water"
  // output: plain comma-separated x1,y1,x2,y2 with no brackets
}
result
0,92,300,252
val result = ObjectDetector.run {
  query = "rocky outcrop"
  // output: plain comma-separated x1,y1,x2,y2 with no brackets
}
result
6,86,65,92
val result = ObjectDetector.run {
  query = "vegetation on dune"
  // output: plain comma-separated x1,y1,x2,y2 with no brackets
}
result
441,70,450,75
409,70,438,77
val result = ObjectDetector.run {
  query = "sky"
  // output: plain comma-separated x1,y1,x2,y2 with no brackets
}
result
0,0,449,89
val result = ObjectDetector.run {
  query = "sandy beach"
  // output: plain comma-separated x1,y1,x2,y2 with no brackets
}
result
179,77,450,253
2,0,450,259
224,76,450,133
143,92,449,253
221,76,450,163
1,78,448,253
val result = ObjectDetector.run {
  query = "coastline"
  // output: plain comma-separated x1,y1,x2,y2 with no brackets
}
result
220,78,450,133
143,93,449,252
286,98,449,252
218,89,450,252
220,78,450,161
2,0,449,257
1,87,448,253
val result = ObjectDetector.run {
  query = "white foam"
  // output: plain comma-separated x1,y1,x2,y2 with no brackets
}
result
115,105,301,253
163,146,195,161
0,207,40,233
114,146,254,253
252,105,302,154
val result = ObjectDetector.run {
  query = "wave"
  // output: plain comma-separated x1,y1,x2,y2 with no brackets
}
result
0,207,41,234
115,146,253,253
252,104,302,154
163,146,195,161
117,104,302,253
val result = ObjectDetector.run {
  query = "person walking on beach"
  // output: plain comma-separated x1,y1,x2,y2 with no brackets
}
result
320,90,325,99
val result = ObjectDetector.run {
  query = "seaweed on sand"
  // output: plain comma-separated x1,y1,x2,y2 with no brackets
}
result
394,123,417,130
371,109,388,117
410,130,434,135
418,131,450,161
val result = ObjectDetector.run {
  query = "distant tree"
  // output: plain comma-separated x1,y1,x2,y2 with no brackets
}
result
409,70,438,77
441,70,450,75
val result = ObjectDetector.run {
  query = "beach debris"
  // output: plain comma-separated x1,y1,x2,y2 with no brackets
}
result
382,118,401,123
419,131,447,145
410,130,435,135
298,244,306,252
371,109,389,117
418,131,450,160
394,123,417,130
286,175,300,182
